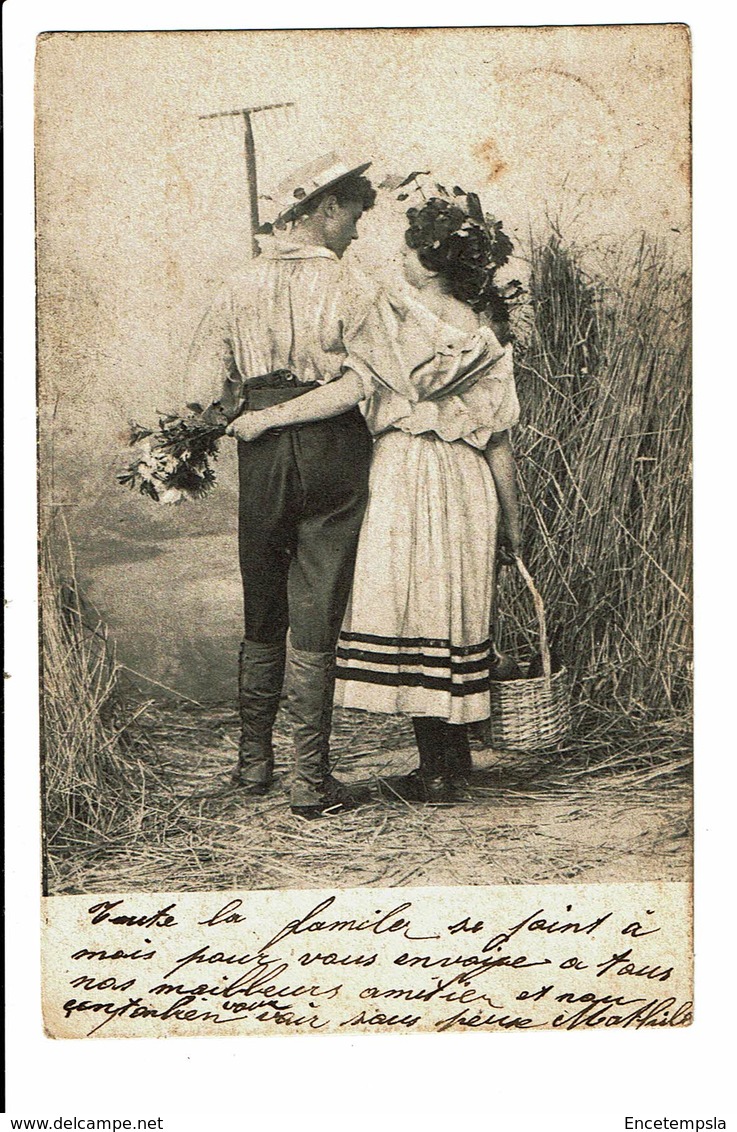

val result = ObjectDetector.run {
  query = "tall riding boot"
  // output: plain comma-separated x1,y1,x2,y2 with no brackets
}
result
287,646,353,816
233,638,286,793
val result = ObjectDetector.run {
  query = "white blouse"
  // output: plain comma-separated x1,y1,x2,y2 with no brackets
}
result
344,293,520,449
188,239,519,447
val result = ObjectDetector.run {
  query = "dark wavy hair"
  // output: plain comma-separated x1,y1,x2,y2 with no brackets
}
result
404,195,515,328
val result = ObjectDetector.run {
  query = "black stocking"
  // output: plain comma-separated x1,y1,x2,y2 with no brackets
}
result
412,718,471,779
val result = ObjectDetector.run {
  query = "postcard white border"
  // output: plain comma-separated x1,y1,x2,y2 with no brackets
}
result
4,1,735,1128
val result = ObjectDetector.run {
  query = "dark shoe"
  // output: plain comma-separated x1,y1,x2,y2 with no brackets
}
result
402,718,462,803
291,794,357,820
443,760,473,798
291,802,354,820
322,773,354,805
291,804,326,821
380,769,427,802
231,771,273,795
380,769,454,803
291,773,356,819
423,774,456,802
445,774,473,801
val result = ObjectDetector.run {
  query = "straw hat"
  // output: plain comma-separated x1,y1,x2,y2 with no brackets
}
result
269,153,372,225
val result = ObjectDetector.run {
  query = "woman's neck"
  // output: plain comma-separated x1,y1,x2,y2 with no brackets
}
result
412,278,479,331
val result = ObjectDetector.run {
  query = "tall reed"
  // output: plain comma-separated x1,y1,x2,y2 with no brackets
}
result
498,229,692,727
40,519,151,859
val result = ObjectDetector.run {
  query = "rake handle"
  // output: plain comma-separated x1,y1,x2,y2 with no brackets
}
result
514,555,552,683
242,112,261,258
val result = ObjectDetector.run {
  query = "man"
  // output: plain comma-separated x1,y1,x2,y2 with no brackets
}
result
187,154,378,819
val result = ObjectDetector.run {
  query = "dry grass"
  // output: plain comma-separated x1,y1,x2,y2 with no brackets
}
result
41,225,692,895
40,519,155,864
502,229,691,725
47,703,691,896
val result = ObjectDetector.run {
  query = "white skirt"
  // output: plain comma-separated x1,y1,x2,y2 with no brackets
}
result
335,430,499,724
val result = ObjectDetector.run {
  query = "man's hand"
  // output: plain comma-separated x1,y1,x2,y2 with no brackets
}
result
226,411,273,443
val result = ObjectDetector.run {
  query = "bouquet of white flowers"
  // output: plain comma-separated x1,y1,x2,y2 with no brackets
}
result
117,404,228,504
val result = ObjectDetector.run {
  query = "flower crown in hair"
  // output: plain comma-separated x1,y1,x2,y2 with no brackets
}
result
380,172,524,319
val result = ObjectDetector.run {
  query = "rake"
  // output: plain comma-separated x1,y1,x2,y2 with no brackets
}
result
199,101,295,256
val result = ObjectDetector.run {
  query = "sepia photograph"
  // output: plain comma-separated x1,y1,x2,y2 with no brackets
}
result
36,25,692,903
7,0,737,1120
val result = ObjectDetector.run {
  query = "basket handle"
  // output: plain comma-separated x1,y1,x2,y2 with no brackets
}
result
514,555,552,684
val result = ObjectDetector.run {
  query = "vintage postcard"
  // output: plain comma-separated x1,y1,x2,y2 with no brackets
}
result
34,24,692,1039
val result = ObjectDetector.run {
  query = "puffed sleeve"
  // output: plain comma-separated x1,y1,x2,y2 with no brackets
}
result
339,285,519,444
341,285,497,406
397,342,520,448
185,284,243,422
337,269,424,402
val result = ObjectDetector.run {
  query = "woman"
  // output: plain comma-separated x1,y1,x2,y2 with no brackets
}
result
229,193,521,802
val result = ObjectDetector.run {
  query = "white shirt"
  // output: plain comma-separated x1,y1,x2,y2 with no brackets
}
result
187,238,379,415
188,237,519,447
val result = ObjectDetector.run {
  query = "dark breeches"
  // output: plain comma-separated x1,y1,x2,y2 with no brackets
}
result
237,408,372,652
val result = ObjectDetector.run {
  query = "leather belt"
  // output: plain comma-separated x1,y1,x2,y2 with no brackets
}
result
243,370,320,411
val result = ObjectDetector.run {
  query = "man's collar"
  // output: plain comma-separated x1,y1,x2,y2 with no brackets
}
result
257,235,339,262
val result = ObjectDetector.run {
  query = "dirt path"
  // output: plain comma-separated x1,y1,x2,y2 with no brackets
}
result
48,705,691,895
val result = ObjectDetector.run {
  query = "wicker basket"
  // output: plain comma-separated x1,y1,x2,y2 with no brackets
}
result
488,556,571,751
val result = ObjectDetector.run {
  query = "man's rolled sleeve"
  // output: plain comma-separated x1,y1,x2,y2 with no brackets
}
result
185,285,242,419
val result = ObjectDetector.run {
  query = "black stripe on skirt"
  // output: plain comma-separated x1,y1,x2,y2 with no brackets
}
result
339,630,491,657
335,665,490,697
336,646,490,675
